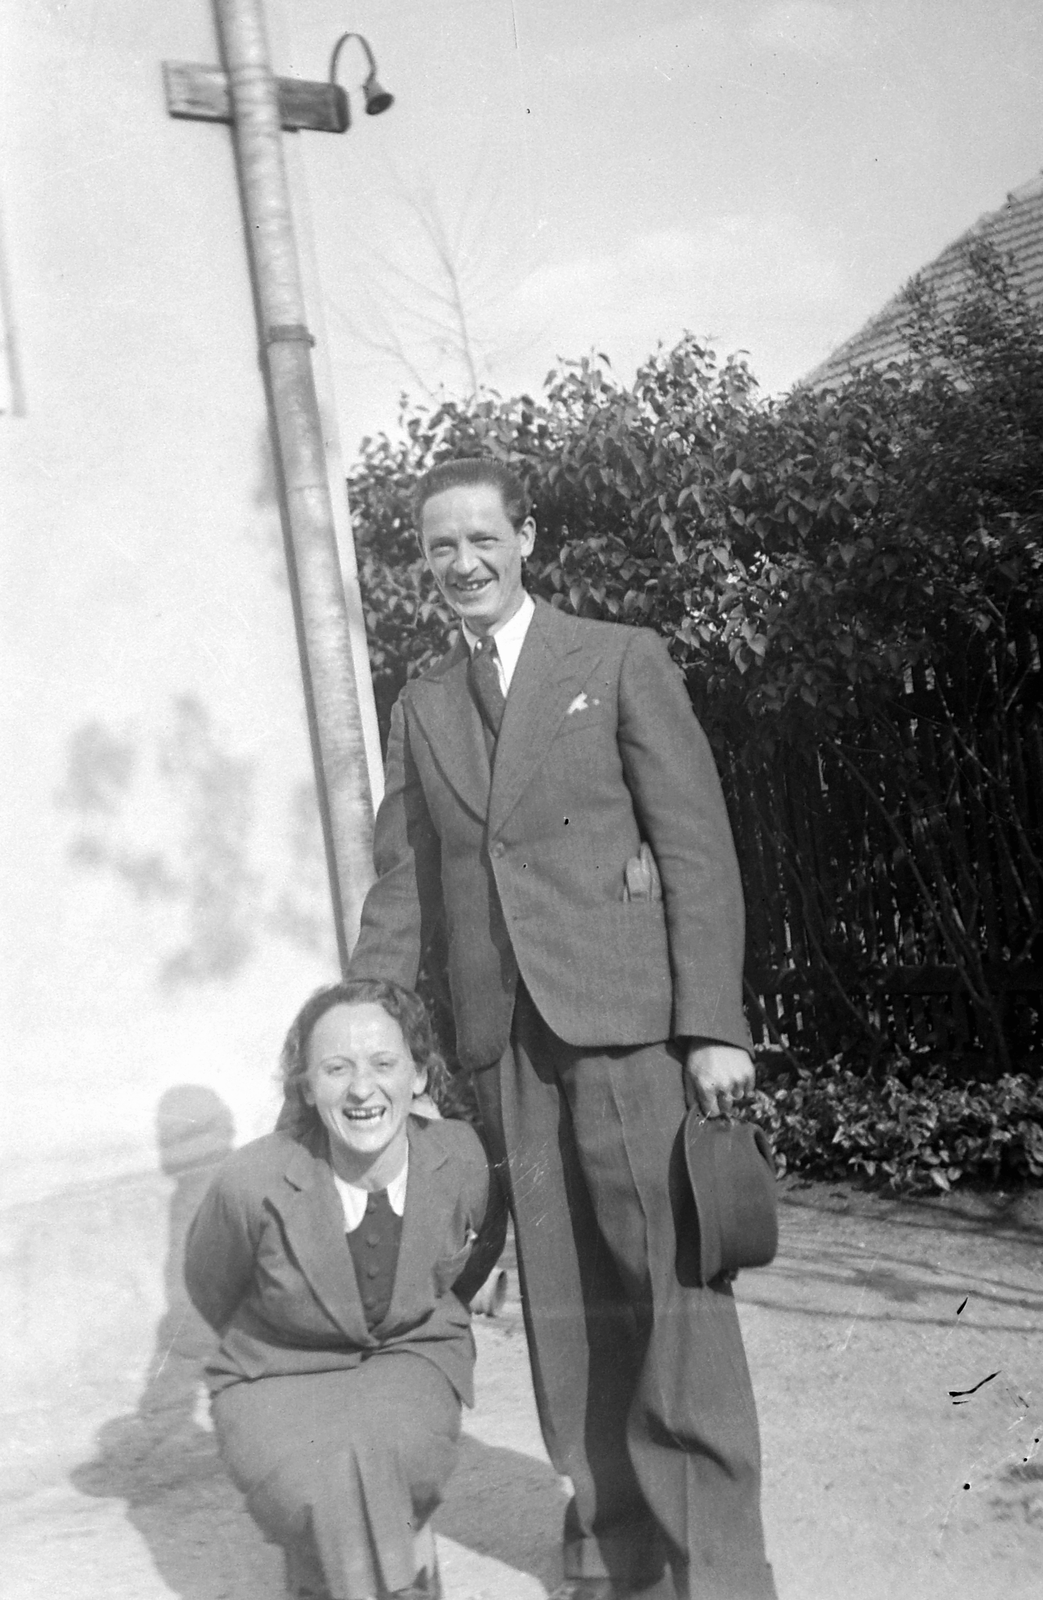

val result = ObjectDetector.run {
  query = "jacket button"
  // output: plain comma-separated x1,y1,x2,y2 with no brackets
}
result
366,1263,380,1278
491,842,505,858
362,1294,376,1309
365,1232,380,1247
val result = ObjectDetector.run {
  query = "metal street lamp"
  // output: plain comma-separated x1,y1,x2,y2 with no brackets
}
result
328,32,394,118
164,29,394,135
164,3,394,969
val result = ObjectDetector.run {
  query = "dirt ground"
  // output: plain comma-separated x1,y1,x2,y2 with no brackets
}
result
2,1176,1041,1600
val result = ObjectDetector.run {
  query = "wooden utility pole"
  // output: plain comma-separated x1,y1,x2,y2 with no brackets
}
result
204,0,379,968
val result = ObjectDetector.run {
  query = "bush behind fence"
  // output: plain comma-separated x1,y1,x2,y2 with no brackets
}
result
730,620,1042,1072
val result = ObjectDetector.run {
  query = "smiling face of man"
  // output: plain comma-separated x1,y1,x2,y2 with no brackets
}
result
420,482,536,637
303,1002,427,1188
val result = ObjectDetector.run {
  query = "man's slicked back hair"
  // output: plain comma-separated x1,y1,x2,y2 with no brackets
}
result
414,457,531,533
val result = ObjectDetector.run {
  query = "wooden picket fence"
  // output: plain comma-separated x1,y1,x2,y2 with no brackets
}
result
719,623,1043,1074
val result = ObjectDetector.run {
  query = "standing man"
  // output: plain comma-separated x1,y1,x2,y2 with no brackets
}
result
349,458,775,1600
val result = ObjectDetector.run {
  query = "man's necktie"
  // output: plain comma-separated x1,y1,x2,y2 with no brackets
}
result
469,634,506,736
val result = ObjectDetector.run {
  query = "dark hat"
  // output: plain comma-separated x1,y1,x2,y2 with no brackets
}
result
683,1110,778,1285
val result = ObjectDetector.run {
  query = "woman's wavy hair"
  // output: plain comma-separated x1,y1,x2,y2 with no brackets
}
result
277,979,446,1140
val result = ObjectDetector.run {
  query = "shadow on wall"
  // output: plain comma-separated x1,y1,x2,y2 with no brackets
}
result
70,1086,284,1599
57,697,337,991
70,1087,565,1599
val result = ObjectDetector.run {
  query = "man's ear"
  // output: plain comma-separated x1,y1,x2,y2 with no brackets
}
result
519,516,536,559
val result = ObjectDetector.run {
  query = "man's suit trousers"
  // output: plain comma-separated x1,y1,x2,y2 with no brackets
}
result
473,986,776,1600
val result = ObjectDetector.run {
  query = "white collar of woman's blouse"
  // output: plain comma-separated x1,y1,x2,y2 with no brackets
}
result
332,1154,408,1232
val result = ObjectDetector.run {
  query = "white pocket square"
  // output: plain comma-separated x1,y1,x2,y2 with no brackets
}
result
567,692,590,715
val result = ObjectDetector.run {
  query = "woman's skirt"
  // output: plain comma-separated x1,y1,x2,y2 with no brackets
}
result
212,1353,461,1598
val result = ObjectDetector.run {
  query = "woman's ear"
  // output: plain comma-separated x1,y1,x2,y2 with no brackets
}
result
412,1065,429,1099
411,1067,442,1120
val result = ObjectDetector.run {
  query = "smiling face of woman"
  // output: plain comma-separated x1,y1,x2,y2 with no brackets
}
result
302,1002,428,1188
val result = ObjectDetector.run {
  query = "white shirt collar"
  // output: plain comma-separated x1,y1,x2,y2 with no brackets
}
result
333,1150,409,1232
461,592,535,692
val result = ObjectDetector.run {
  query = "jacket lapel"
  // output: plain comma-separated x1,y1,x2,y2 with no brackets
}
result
379,1120,453,1332
408,638,492,822
489,600,601,836
274,1137,373,1345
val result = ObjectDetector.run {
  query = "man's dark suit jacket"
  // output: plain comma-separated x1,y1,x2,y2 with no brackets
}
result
183,1116,501,1407
352,597,751,1068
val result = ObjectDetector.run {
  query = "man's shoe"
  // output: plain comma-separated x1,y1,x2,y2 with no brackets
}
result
547,1578,673,1600
545,1582,618,1600
390,1555,442,1599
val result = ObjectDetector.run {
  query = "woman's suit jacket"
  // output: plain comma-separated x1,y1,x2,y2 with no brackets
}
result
183,1115,504,1407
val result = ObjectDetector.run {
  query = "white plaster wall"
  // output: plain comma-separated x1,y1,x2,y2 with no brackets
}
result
0,0,354,1208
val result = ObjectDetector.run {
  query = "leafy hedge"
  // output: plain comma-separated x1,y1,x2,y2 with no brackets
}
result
753,1055,1043,1192
350,240,1042,756
347,240,1042,1095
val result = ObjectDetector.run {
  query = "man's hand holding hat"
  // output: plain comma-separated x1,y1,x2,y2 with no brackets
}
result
684,1040,756,1118
681,1043,777,1286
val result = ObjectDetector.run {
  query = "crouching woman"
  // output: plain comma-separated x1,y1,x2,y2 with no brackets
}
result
184,979,506,1600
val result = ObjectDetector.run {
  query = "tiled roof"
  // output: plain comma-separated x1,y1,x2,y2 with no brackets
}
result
803,170,1043,388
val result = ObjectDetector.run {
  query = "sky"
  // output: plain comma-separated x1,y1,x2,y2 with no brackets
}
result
278,0,1043,452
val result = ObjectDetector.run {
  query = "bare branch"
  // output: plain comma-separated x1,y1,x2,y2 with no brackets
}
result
327,158,533,402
